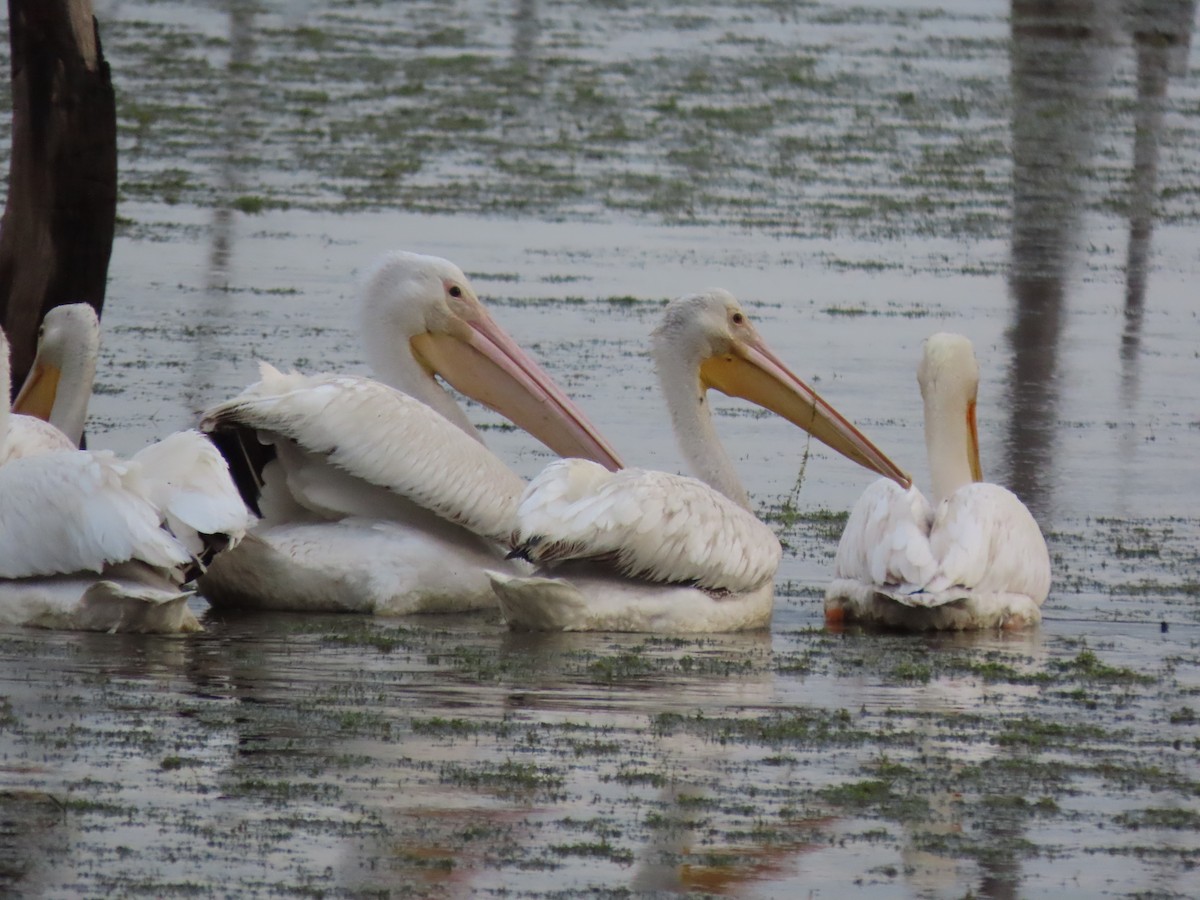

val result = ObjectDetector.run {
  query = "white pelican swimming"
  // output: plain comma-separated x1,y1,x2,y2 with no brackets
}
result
197,250,624,615
0,328,252,632
488,290,911,633
2,303,100,462
824,332,1051,631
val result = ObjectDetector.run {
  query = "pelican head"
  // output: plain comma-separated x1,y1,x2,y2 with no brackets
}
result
360,251,623,471
12,303,100,446
918,332,983,489
653,290,911,487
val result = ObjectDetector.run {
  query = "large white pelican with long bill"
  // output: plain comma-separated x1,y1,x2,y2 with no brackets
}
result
0,326,251,632
198,251,624,615
825,332,1051,630
488,289,911,633
3,303,100,462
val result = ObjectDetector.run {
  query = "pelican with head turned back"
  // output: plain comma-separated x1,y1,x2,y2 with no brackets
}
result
198,250,624,615
488,289,911,633
0,327,252,633
3,303,100,462
824,332,1051,631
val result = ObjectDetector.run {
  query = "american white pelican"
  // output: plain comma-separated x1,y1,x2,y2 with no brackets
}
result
12,303,99,445
197,250,624,615
824,332,1051,631
488,290,911,633
0,329,252,633
2,303,100,462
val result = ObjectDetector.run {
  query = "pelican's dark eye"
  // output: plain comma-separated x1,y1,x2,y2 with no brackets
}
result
731,312,744,325
448,285,463,298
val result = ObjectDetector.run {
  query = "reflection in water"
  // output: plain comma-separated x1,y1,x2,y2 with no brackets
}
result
207,2,256,293
2,610,1191,895
1006,1,1194,520
631,781,830,894
175,617,797,894
907,631,1045,899
184,3,258,416
829,627,1047,897
1006,0,1118,520
1120,0,1196,404
512,0,539,73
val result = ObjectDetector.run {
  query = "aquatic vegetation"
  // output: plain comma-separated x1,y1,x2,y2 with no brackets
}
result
0,0,1197,895
14,0,1189,245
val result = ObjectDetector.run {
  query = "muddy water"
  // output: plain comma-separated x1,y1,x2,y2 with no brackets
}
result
2,0,1200,896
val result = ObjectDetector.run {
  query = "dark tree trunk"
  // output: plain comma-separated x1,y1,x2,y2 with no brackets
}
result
0,0,116,396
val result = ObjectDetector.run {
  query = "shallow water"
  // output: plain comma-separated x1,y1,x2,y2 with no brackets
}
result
2,0,1200,896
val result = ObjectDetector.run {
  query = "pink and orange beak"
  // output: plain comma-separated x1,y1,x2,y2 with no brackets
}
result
12,359,60,421
410,298,623,472
699,332,911,488
966,399,983,482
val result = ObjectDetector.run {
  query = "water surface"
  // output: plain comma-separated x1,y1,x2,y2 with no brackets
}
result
2,1,1199,895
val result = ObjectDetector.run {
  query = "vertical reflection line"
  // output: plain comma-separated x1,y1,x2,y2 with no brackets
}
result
512,0,539,73
208,2,256,295
1117,2,1194,513
1121,1,1196,405
187,2,257,417
1006,0,1115,522
1120,37,1167,392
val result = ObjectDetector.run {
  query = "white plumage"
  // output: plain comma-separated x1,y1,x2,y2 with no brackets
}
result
0,451,191,579
0,415,75,463
0,325,251,632
129,430,259,560
11,303,99,447
202,366,524,541
0,436,252,633
825,332,1051,631
192,519,510,615
513,461,778,593
492,290,909,633
198,250,623,615
3,303,100,463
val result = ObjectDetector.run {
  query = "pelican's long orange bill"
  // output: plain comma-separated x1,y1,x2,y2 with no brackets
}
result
411,312,624,472
12,361,60,422
700,337,911,488
966,399,983,482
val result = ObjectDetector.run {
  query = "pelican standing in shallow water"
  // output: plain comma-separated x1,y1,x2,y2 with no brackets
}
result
0,328,252,633
3,303,100,462
488,290,910,633
198,250,624,615
824,332,1051,631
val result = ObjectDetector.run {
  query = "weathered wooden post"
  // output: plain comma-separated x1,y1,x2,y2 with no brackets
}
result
0,0,116,396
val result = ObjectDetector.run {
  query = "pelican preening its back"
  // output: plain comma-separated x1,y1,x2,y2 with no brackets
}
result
12,302,100,446
825,332,1051,631
489,289,910,633
197,250,624,615
3,303,100,463
0,325,253,633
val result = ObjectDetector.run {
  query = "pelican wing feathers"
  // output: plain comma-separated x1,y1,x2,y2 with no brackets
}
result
833,479,1049,608
200,363,526,543
0,451,193,579
131,430,254,559
510,458,780,594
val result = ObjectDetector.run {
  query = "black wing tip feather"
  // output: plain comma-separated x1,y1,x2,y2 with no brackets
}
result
204,426,272,518
506,535,541,562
